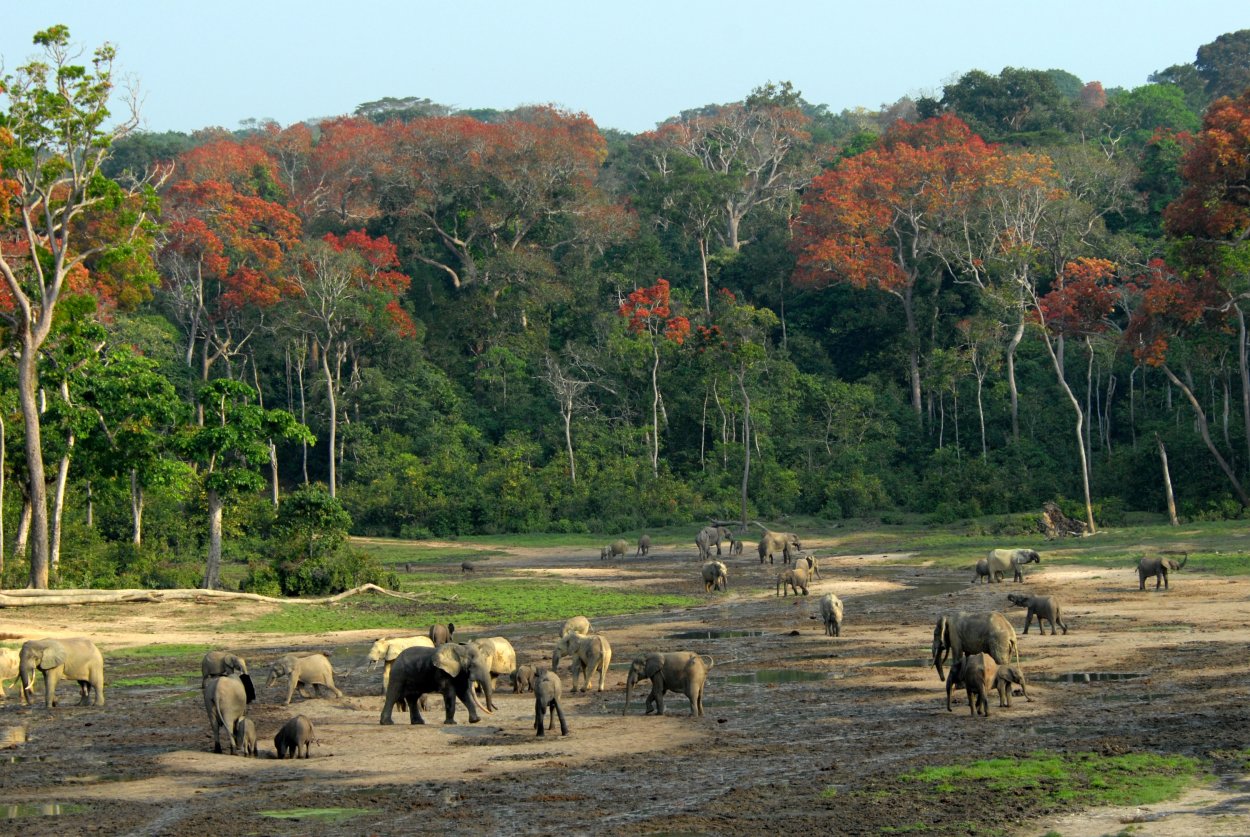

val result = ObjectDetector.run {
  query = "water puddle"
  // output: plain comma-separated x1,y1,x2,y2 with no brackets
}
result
667,630,766,640
726,670,827,684
1,803,87,819
1040,671,1145,683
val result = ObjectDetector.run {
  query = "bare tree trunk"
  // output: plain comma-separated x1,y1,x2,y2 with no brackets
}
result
295,341,310,484
562,400,576,485
736,368,752,527
18,343,49,588
251,361,280,508
1006,314,1025,443
204,489,224,590
975,370,987,459
1238,304,1250,466
130,470,144,547
1156,433,1179,526
1040,333,1097,533
650,342,661,477
1162,364,1250,507
321,341,343,498
699,236,711,317
700,392,708,470
902,286,922,417
14,499,32,566
50,453,70,578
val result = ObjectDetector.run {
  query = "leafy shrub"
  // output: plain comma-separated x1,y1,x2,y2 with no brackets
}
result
277,549,396,597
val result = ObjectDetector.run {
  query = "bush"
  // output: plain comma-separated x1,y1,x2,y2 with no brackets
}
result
276,549,395,597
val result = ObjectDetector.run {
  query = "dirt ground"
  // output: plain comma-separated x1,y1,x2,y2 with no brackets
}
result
1,539,1249,836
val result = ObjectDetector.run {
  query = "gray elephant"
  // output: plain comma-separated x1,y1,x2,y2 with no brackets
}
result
986,548,1041,583
972,558,992,584
267,653,342,705
552,631,612,692
992,664,1031,707
274,714,315,759
19,638,104,708
428,623,456,646
946,652,997,716
696,525,731,560
793,552,821,579
204,673,248,753
201,651,256,702
776,566,809,597
932,611,1019,681
534,668,569,737
636,535,651,557
1138,553,1187,590
511,664,537,693
379,644,490,725
604,538,629,560
1006,593,1068,635
701,560,728,593
0,647,20,698
234,716,258,757
367,636,434,694
728,537,744,556
461,636,517,711
623,651,713,717
819,592,844,636
756,526,801,565
560,616,592,638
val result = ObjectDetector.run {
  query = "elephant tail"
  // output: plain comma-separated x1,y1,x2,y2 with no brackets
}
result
699,655,715,670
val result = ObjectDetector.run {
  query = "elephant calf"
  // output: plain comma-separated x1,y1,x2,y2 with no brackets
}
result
274,714,315,759
993,665,1031,707
234,716,258,757
948,652,997,717
972,558,992,584
819,593,844,637
534,669,569,737
1137,553,1188,590
701,560,728,593
624,652,713,717
511,664,537,693
1006,593,1068,635
636,535,651,557
267,653,342,705
776,566,809,597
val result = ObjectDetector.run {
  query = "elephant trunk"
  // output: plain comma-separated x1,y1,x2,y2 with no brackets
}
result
19,664,35,706
1178,553,1189,570
623,671,638,713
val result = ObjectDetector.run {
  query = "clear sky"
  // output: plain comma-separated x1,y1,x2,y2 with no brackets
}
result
2,1,1247,134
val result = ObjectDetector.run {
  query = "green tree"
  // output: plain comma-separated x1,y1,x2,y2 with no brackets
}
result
1195,30,1250,101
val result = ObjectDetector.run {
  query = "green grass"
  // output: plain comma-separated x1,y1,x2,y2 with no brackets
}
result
112,675,195,688
902,751,1200,807
257,808,371,823
223,578,700,634
352,538,507,566
108,643,212,660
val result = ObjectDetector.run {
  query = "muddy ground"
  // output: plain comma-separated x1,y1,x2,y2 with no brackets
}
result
1,539,1249,836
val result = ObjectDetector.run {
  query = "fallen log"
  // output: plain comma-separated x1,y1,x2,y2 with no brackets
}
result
0,583,428,608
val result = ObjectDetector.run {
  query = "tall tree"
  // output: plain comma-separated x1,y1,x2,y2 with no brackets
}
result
0,26,163,587
1195,30,1250,101
619,278,690,475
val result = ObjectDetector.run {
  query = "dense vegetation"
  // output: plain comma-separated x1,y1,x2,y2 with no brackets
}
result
4,25,1250,590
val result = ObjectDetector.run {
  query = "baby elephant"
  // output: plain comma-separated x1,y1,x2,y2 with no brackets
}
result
993,664,1031,707
233,716,257,757
819,592,844,636
624,651,712,717
267,653,342,705
274,714,315,759
1006,593,1068,635
511,664,537,694
972,558,992,584
533,668,569,737
946,653,997,717
776,567,809,597
701,560,728,593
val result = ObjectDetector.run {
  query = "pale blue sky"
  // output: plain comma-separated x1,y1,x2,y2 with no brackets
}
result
2,1,1247,134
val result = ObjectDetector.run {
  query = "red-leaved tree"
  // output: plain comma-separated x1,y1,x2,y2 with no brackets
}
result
619,278,691,475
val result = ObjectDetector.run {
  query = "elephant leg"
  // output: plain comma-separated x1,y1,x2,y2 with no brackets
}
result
285,679,297,705
452,681,480,724
409,691,426,725
554,701,569,735
44,671,60,708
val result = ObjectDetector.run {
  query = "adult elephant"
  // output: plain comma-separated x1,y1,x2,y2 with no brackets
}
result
379,644,492,725
552,631,612,692
19,638,105,708
695,526,731,560
623,651,713,717
203,673,249,753
462,636,517,711
201,650,256,704
753,523,801,565
985,548,1041,583
367,636,435,694
931,611,1018,681
1138,553,1188,590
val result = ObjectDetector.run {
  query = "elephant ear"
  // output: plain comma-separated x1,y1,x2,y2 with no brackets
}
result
433,644,463,677
41,642,68,670
240,673,257,703
643,654,664,679
385,644,406,663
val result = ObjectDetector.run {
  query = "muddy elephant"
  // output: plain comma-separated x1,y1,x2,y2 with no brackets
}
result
462,636,517,711
204,673,249,753
696,525,732,560
19,638,104,708
428,623,456,646
820,593,844,636
267,653,342,705
776,566,809,597
367,636,435,694
1138,553,1187,590
534,668,569,737
606,538,629,560
624,651,713,717
560,616,592,638
552,632,612,692
274,714,315,758
932,611,1019,681
636,535,651,557
511,664,537,693
234,716,258,757
379,644,490,725
1006,593,1068,635
972,558,992,584
701,560,728,592
793,552,821,579
756,526,801,565
992,664,1031,707
0,647,20,698
946,653,997,716
986,548,1041,583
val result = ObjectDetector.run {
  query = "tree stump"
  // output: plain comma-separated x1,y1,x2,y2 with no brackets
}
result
1039,502,1089,539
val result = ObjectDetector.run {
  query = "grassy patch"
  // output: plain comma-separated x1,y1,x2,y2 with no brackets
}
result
223,579,699,634
108,643,212,660
112,675,194,688
902,751,1199,807
352,538,506,566
258,807,371,823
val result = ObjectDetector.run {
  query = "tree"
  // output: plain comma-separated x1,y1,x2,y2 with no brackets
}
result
619,278,691,475
0,26,163,587
1195,30,1250,101
939,67,1076,141
180,378,312,589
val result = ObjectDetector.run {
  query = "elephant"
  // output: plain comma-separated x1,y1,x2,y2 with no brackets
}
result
729,537,744,556
461,561,476,573
1006,593,1068,635
793,552,821,579
428,623,456,646
1138,553,1188,590
552,632,612,692
755,526,801,565
701,560,728,592
972,558,992,584
946,652,997,716
19,638,105,708
367,636,435,694
379,644,490,725
776,566,809,597
203,673,248,754
201,651,256,702
992,664,1031,707
0,647,19,698
932,611,1019,681
274,714,315,759
560,616,592,638
623,651,713,717
511,664,537,693
534,668,569,737
696,525,731,560
636,535,652,557
600,546,609,561
986,548,1041,583
819,593,844,636
606,539,629,560
461,636,517,711
266,653,342,705
234,716,258,757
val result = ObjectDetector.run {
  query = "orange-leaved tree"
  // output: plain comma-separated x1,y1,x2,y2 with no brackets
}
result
619,278,690,476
